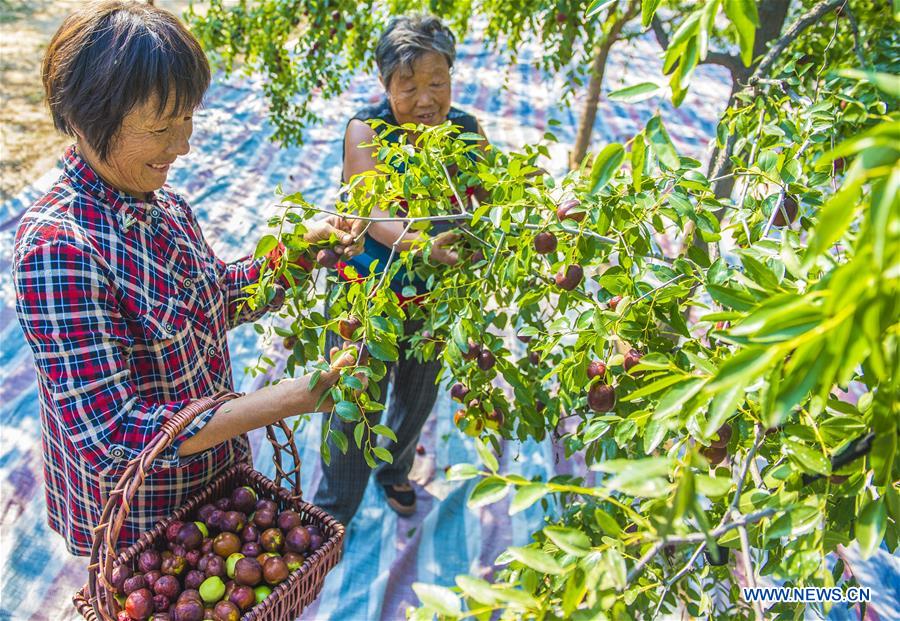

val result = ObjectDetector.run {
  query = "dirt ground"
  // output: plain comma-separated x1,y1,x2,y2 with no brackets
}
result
0,0,193,203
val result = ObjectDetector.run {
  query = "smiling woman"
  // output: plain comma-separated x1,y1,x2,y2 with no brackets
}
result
312,13,491,527
13,0,367,557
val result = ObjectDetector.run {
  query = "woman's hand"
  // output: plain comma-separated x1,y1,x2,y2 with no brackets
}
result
304,215,366,258
430,230,460,266
290,342,368,412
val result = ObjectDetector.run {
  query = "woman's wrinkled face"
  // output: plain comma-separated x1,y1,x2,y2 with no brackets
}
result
78,94,194,200
385,51,452,126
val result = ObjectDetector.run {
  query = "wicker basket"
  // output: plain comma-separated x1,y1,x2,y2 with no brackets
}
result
72,392,345,620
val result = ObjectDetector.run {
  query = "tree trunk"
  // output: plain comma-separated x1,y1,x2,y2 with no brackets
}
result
707,0,793,199
569,4,635,170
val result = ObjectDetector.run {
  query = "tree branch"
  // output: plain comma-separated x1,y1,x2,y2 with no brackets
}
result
746,0,845,88
624,508,778,586
278,203,472,223
738,525,764,620
627,541,665,584
705,51,745,76
650,16,669,49
842,3,869,69
370,220,414,297
652,543,707,618
720,425,766,528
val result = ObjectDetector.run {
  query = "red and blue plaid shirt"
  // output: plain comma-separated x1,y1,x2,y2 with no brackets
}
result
12,146,279,556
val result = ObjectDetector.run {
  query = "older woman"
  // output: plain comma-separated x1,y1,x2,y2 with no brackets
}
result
314,14,489,524
12,0,363,556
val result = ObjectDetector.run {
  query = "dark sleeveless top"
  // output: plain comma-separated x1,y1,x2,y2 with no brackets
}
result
340,99,480,296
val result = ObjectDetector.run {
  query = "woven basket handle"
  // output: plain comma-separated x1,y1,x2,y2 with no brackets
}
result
266,418,304,500
87,391,240,620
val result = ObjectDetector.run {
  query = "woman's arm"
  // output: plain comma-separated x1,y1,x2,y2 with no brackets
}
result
344,120,419,249
13,240,361,466
178,347,356,456
343,120,458,265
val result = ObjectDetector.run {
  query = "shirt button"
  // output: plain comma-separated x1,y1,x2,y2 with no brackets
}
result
111,447,125,458
150,208,161,219
183,278,193,289
164,322,175,334
207,345,217,358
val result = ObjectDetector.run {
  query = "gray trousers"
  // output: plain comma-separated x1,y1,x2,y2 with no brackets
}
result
312,317,441,525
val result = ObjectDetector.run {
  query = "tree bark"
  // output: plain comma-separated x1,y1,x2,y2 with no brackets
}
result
707,0,795,198
569,1,639,170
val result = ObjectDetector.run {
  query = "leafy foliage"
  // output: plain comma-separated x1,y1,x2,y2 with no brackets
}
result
198,0,900,618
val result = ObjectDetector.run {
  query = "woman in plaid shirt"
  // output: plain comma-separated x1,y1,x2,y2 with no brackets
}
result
12,1,363,556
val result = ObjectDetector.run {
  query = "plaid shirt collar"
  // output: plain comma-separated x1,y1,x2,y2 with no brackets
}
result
63,145,163,229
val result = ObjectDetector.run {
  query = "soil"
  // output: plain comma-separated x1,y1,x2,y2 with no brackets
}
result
0,0,193,203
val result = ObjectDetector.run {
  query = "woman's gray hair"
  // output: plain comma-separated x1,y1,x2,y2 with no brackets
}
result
375,14,456,88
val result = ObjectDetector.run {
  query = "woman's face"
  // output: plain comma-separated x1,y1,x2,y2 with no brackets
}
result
78,94,194,200
385,51,452,126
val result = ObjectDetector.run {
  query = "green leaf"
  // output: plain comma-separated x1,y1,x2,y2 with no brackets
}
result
605,548,627,590
589,143,626,195
353,421,365,449
856,498,886,559
363,447,377,469
562,566,588,615
334,400,361,422
622,373,689,402
507,546,565,575
544,526,592,557
412,583,462,617
695,474,734,498
668,12,701,49
871,429,897,487
468,477,509,508
838,69,900,98
654,378,706,420
457,132,484,142
510,484,549,515
641,0,662,27
492,586,539,609
365,339,399,362
475,438,499,473
766,505,821,540
330,429,348,454
646,116,680,170
707,347,779,393
599,458,672,497
643,419,668,454
631,132,646,192
254,234,279,259
594,508,622,535
783,438,831,476
455,575,501,605
739,255,780,291
342,375,364,391
371,424,397,442
804,178,864,265
451,322,469,353
586,0,617,18
608,82,662,104
703,381,745,438
446,463,481,481
724,0,759,65
372,446,393,464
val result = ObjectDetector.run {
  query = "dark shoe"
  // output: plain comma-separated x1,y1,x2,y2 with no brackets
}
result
382,482,417,516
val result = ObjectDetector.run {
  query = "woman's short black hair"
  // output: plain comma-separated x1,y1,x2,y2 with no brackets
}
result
42,0,210,160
